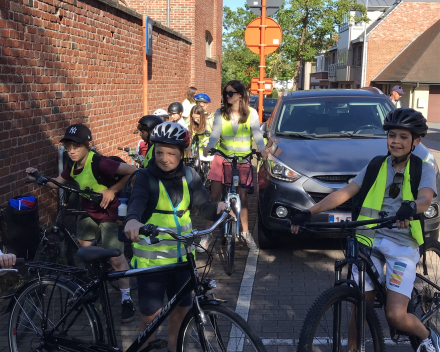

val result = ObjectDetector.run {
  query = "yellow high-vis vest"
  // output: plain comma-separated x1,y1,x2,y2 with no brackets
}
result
131,176,195,268
356,157,424,246
217,108,252,157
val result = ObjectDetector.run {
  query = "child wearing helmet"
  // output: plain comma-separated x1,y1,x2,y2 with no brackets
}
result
136,115,164,167
194,93,214,130
153,108,169,122
124,122,228,352
182,86,197,122
291,108,439,352
168,102,187,129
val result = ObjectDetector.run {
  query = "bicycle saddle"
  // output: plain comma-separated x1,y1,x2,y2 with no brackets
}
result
77,246,121,263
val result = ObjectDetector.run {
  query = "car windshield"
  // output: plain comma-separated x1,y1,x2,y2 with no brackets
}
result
275,97,393,137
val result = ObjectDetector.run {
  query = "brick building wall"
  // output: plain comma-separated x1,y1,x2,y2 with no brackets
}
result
0,0,192,225
126,0,223,113
366,1,440,86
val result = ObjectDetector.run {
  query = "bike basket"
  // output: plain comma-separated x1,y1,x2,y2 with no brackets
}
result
222,159,253,188
0,196,40,258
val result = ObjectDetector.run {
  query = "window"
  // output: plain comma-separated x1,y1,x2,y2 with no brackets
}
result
337,48,348,68
205,31,213,59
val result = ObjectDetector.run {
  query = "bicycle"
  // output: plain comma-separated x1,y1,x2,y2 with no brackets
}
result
186,132,212,189
297,213,440,352
208,148,260,276
117,147,145,168
7,209,267,352
28,172,129,291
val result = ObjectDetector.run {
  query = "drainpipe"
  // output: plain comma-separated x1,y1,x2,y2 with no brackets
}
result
142,16,148,114
167,0,170,27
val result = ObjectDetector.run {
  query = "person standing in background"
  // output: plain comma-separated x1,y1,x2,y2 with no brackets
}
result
390,85,405,108
182,86,197,124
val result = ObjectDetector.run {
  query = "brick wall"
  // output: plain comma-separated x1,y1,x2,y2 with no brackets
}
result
0,0,192,225
126,0,223,114
366,1,440,86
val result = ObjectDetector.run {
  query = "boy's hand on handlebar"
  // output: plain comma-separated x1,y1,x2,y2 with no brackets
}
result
124,219,144,242
0,254,16,268
217,201,235,218
396,201,417,229
26,167,40,181
290,210,311,235
98,189,115,209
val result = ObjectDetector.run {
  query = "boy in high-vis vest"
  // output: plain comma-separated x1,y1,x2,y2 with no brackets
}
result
124,122,229,352
291,108,439,352
26,124,137,323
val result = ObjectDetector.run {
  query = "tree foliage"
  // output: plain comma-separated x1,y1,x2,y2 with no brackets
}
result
222,0,368,90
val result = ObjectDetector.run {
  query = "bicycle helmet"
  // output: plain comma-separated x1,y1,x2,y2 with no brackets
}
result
168,102,184,114
137,115,164,132
194,93,211,103
383,108,428,137
150,122,190,148
153,108,169,117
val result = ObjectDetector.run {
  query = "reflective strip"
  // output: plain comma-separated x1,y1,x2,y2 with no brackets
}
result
133,244,195,260
359,207,380,219
219,142,251,152
356,225,376,238
221,135,252,142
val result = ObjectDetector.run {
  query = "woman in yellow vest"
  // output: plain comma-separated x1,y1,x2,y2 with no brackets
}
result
202,80,268,250
291,109,439,351
124,121,228,352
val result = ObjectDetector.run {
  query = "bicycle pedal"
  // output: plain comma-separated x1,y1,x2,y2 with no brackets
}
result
139,339,167,352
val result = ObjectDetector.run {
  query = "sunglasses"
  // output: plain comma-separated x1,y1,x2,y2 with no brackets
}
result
225,91,238,98
389,172,404,199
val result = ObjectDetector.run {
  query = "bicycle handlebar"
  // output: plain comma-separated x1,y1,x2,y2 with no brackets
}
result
209,148,261,161
138,208,232,244
27,172,103,204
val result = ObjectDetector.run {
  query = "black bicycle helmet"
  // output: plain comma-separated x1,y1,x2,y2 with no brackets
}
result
383,108,428,137
138,115,164,132
168,102,184,114
150,122,190,148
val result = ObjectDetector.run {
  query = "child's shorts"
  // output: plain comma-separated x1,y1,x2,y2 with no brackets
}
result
77,215,124,253
352,237,420,299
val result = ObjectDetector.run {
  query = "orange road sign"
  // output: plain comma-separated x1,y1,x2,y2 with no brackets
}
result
251,78,273,95
244,17,282,55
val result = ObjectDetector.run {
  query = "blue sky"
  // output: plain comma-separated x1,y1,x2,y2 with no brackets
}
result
223,0,246,12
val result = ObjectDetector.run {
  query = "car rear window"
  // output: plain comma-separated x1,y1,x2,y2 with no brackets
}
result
276,97,393,136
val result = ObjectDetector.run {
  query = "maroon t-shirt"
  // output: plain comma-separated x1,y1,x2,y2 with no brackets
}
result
61,156,121,222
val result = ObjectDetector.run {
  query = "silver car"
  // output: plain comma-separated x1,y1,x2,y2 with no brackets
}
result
257,89,440,248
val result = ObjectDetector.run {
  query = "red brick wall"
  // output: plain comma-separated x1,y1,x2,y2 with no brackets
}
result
0,0,192,225
126,0,223,114
366,2,440,86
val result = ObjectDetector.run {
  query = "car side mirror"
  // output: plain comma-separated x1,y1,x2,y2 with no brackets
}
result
260,122,268,139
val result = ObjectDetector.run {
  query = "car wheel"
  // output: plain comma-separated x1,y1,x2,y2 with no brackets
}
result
257,210,277,249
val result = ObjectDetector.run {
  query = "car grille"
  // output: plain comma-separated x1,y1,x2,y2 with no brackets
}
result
307,192,352,211
313,175,356,184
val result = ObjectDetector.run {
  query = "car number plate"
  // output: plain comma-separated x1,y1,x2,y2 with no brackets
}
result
328,214,351,222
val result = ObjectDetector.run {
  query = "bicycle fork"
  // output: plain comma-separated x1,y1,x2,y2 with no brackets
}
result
224,193,241,239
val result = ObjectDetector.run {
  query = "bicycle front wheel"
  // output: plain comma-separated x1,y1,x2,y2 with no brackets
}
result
9,278,101,352
177,303,266,352
297,285,385,352
409,239,440,350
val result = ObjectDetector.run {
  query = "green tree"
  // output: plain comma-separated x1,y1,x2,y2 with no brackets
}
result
275,0,368,89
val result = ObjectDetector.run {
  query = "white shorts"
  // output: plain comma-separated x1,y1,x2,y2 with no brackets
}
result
352,237,420,299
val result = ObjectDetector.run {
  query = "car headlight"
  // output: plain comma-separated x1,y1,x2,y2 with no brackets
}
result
267,155,302,182
425,153,440,174
425,205,438,219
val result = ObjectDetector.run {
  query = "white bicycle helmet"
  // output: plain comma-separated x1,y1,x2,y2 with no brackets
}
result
153,109,169,117
150,122,190,148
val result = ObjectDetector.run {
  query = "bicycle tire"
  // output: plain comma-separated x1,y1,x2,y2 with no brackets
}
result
297,285,386,352
9,278,101,352
177,302,267,352
225,218,236,276
409,239,440,350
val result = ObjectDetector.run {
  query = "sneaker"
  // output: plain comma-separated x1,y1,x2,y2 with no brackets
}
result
417,328,440,352
121,299,135,323
241,231,256,249
196,234,211,253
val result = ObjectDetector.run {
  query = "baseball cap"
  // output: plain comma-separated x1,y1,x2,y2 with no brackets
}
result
391,85,405,94
60,124,92,143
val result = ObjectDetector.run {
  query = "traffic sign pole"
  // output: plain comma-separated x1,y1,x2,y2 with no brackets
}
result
258,0,267,124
